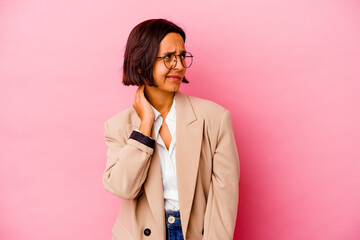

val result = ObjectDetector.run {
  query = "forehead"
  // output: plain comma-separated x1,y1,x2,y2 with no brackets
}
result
158,32,185,52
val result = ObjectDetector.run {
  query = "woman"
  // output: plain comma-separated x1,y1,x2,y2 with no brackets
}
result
103,19,240,240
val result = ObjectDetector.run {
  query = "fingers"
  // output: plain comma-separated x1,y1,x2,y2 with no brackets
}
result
139,85,145,100
137,85,147,104
137,85,145,100
136,84,144,94
134,85,142,105
134,85,147,112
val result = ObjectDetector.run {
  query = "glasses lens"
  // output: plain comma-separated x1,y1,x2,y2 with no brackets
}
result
181,52,193,68
164,53,176,69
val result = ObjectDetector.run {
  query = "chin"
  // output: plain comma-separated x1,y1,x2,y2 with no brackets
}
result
171,86,181,92
165,85,181,93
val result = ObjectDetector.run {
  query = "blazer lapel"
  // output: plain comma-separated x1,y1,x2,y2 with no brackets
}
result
175,91,204,238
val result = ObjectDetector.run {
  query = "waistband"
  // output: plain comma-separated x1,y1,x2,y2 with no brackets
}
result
165,210,182,227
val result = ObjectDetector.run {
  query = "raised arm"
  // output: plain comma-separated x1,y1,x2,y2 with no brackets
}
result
103,85,156,199
102,121,155,199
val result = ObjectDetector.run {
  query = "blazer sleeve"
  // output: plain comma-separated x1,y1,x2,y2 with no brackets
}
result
102,121,155,199
203,110,240,240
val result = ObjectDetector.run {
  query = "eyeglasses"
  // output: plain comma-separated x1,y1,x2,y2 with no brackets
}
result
156,52,193,69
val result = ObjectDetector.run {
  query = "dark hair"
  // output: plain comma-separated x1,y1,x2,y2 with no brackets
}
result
122,19,189,87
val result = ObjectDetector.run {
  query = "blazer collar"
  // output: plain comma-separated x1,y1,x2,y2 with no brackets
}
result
131,90,204,239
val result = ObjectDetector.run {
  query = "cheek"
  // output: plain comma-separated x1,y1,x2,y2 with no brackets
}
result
153,63,169,81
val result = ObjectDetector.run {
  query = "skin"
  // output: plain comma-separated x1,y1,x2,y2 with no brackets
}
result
132,32,187,150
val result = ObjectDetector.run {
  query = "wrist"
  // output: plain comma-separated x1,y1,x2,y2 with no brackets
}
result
139,121,153,137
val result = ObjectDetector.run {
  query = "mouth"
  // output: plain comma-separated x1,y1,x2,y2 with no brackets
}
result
166,75,182,82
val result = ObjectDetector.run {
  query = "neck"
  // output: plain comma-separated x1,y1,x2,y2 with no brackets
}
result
144,86,175,117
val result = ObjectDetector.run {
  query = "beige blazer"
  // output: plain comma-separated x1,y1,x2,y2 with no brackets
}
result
103,91,240,240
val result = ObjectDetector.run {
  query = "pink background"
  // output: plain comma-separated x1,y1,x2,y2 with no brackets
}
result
1,0,360,239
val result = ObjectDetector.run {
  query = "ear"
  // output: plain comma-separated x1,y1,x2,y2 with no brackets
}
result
137,67,142,74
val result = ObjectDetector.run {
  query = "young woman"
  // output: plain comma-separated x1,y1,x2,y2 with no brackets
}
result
103,18,240,240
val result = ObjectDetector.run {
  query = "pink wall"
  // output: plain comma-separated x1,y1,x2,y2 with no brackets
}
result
1,0,359,239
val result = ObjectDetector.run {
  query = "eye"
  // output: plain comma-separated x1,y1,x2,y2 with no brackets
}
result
164,53,172,59
180,53,186,59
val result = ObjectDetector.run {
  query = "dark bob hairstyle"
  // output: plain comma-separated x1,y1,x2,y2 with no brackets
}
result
122,19,189,87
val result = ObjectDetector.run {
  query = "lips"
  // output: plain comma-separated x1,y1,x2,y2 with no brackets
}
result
166,75,182,81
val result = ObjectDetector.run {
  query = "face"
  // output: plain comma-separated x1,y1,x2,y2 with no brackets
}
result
148,32,187,93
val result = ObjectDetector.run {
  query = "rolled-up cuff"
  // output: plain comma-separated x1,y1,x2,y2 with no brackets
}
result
129,130,155,149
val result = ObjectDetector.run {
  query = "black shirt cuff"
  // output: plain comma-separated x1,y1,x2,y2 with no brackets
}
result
129,130,155,149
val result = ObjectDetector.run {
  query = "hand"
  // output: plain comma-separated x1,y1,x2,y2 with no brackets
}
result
133,85,154,137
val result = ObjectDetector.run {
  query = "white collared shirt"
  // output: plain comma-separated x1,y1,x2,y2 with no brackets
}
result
136,96,179,211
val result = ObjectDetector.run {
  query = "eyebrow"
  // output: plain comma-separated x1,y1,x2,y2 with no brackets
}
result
161,50,187,56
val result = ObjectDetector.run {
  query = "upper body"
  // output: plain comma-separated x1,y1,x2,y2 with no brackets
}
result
103,90,240,240
102,18,240,240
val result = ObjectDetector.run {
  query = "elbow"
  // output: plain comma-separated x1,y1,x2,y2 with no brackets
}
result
102,172,142,200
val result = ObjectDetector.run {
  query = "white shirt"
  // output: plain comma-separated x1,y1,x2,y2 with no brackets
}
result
136,96,179,211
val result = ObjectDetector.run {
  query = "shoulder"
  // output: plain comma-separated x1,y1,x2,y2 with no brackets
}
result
104,106,138,132
187,94,229,120
185,94,234,149
184,94,233,138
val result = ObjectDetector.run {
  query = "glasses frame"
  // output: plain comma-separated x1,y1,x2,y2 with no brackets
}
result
156,52,193,69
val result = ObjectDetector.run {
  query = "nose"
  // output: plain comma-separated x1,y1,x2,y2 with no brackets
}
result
172,55,185,70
